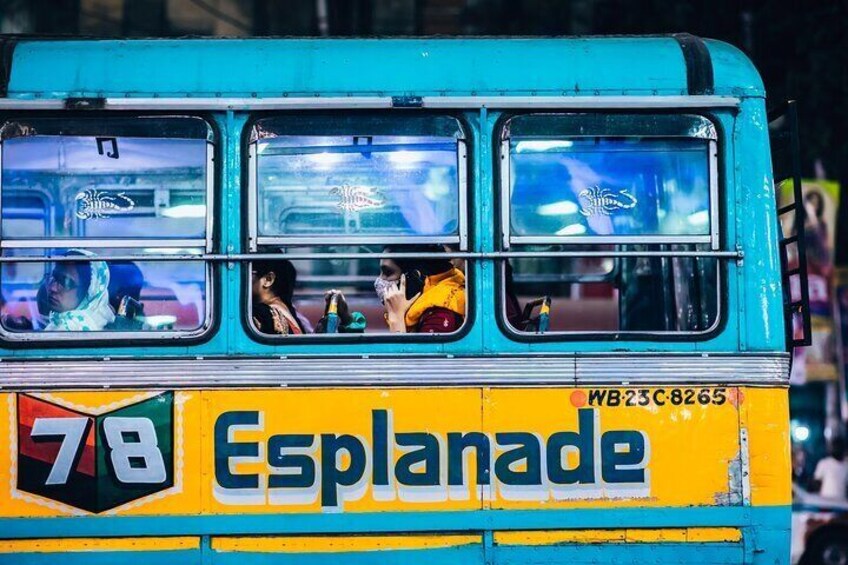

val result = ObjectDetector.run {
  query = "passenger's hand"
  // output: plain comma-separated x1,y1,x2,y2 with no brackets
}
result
384,274,421,333
324,289,351,324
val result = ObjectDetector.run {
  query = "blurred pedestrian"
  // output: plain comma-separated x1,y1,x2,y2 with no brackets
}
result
812,438,847,499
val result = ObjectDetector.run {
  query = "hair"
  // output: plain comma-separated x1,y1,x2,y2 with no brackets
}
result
805,191,825,219
252,259,304,333
832,437,846,460
384,244,453,276
107,261,144,311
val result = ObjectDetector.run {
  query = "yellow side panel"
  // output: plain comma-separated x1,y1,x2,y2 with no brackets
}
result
201,388,483,514
484,388,741,509
0,386,788,517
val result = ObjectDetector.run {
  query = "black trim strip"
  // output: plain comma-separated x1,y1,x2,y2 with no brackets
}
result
673,33,714,95
0,38,17,97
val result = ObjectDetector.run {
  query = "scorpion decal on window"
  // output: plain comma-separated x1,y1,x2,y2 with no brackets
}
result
329,185,386,212
578,186,638,217
75,189,136,220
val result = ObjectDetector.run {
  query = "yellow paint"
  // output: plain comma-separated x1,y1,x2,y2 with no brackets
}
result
484,387,741,510
0,537,200,553
740,387,792,506
626,529,688,542
687,528,743,543
495,530,627,545
212,534,481,553
202,388,483,514
494,528,741,546
0,386,790,517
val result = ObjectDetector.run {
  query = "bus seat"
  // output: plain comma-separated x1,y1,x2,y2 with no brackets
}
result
549,298,618,332
296,296,387,333
521,296,552,334
139,287,201,330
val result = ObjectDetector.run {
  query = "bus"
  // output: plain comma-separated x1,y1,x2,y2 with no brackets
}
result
0,35,809,564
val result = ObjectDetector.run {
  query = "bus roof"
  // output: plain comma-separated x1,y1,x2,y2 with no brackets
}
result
2,36,764,100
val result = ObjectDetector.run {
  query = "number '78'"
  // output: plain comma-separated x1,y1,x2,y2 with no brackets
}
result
30,416,167,485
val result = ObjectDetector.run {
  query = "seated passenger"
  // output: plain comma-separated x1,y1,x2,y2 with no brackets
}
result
105,261,145,331
107,261,144,313
252,259,307,335
42,250,115,331
504,262,524,330
373,245,466,334
252,259,365,335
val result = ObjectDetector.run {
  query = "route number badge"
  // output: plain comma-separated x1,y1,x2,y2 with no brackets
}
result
15,392,175,513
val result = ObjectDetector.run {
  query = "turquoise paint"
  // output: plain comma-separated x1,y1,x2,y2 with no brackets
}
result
0,505,789,538
211,544,483,565
492,542,744,564
7,38,762,99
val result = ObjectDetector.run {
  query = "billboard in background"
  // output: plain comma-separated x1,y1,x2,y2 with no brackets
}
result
783,180,841,384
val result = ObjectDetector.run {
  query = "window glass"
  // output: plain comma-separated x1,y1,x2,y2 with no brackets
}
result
504,244,718,334
0,248,208,334
505,114,716,243
252,116,463,243
1,118,210,241
248,246,467,337
509,138,711,239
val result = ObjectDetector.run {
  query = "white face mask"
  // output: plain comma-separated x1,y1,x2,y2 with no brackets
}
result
373,276,396,303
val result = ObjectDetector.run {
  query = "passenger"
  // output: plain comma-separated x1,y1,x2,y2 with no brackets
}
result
372,244,465,333
443,244,466,274
504,262,524,330
42,250,115,331
252,259,365,335
107,261,144,313
105,261,145,331
251,259,308,335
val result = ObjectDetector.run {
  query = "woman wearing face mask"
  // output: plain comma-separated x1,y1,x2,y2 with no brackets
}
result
371,245,466,333
42,250,116,332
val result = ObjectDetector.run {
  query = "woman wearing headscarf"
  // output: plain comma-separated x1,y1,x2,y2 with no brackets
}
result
43,250,115,332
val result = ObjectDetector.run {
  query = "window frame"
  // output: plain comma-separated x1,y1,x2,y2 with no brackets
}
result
0,113,217,344
499,113,720,250
242,112,474,344
495,111,726,341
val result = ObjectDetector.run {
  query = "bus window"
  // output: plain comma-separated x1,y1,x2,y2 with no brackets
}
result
0,117,214,339
247,115,468,337
500,114,720,336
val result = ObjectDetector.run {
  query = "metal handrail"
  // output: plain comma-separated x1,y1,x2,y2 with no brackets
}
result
0,249,742,263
